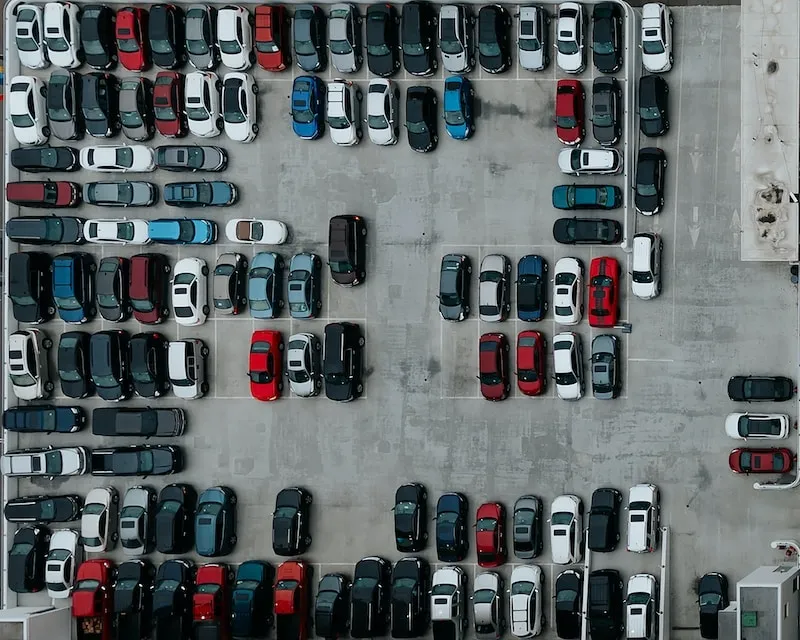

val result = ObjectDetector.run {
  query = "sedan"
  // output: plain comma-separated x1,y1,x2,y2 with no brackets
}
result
366,4,401,77
443,75,475,140
195,486,237,557
9,525,49,593
84,219,150,245
156,75,189,140
81,72,120,138
698,573,729,639
436,493,469,562
80,145,156,172
555,79,585,145
185,4,219,70
9,76,49,145
96,256,131,322
406,86,438,152
84,181,157,207
517,5,550,71
10,146,79,172
553,217,622,245
217,5,253,70
81,487,119,553
288,253,323,319
727,375,795,402
119,486,155,556
635,147,667,215
509,565,543,637
479,333,510,401
476,502,506,568
249,329,284,401
81,5,116,70
119,77,155,142
45,528,82,599
587,487,622,553
591,3,623,73
213,253,248,315
588,256,619,328
291,75,326,140
477,5,512,73
15,4,48,70
149,4,185,70
516,255,547,321
272,486,312,556
641,2,673,73
156,145,228,172
329,3,363,73
549,494,583,564
394,482,428,553
555,570,582,639
116,6,150,71
512,495,543,559
367,79,400,145
479,254,511,322
472,571,505,640
390,557,431,638
4,493,82,522
724,413,790,439
248,252,284,319
517,331,546,396
438,254,471,321
163,181,237,207
591,77,622,145
43,1,81,68
639,74,670,137
47,70,82,141
57,331,92,399
286,333,322,397
352,557,392,637
553,331,583,401
591,334,620,399
294,4,327,72
171,257,209,327
316,573,351,639
729,448,794,474
556,2,585,73
222,72,259,142
553,257,584,326
185,71,223,137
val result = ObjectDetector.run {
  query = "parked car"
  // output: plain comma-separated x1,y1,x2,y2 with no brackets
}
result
273,486,313,556
401,1,437,76
591,2,623,73
639,74,669,136
149,4,185,69
152,559,194,639
439,4,474,74
226,218,287,244
90,445,184,477
472,571,505,640
15,4,48,70
92,407,184,438
476,502,506,568
327,79,362,146
516,254,547,321
153,71,187,137
90,330,132,401
168,338,209,400
558,148,622,175
57,331,92,398
288,252,323,319
556,2,585,73
81,4,116,70
129,253,170,324
516,331,546,396
512,495,543,559
549,494,583,564
630,232,663,302
366,3,401,77
436,493,469,562
9,76,49,145
406,85,439,152
116,6,150,71
52,252,96,323
8,329,53,401
351,557,392,638
294,4,327,71
366,78,400,145
248,252,284,319
587,487,622,552
316,572,350,639
395,483,428,552
324,322,365,402
8,251,54,324
96,256,130,322
329,3,363,73
477,5,511,73
44,529,81,597
698,573,729,639
553,184,622,211
185,70,223,137
390,557,431,637
1,446,89,478
249,330,284,401
11,145,79,172
509,565,543,637
217,4,253,70
164,181,236,208
81,487,119,553
555,570,582,639
186,4,219,70
82,72,121,137
635,147,667,215
7,180,81,208
194,562,232,638
479,333,510,401
4,494,82,523
84,181,157,207
232,561,275,638
725,413,790,439
195,486,237,557
9,525,50,593
553,257,583,325
292,75,326,140
84,218,150,244
329,215,367,286
43,1,81,68
119,486,156,556
157,145,227,172
587,570,624,639
286,333,322,397
438,253,471,321
47,70,82,140
641,2,673,73
148,218,217,245
555,79,585,145
727,375,795,402
591,334,620,399
553,331,583,401
119,76,155,141
517,5,549,71
171,257,209,327
80,145,155,172
626,483,660,553
553,217,622,245
591,77,622,145
729,448,794,474
3,405,84,434
625,573,659,640
430,566,467,639
254,4,290,71
222,72,259,142
588,257,619,328
7,215,84,247
129,331,169,398
213,252,248,315
443,75,475,140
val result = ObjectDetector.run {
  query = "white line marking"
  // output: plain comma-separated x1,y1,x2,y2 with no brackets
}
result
670,13,686,342
627,358,675,363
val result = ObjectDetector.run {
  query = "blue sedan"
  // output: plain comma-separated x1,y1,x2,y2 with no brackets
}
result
443,75,475,140
517,255,548,321
291,76,325,140
148,218,217,245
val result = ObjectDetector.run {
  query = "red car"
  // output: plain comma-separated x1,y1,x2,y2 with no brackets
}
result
249,330,284,401
130,253,170,324
6,181,81,207
517,330,546,396
153,72,187,137
479,333,510,401
116,7,151,71
72,559,115,640
275,561,311,640
194,564,231,640
476,502,506,567
729,448,794,474
255,5,291,71
588,256,620,328
555,79,585,145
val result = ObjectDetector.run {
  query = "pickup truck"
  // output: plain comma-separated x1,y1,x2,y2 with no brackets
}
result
193,563,232,640
72,559,115,640
114,560,153,640
91,445,184,476
92,407,185,438
275,561,311,640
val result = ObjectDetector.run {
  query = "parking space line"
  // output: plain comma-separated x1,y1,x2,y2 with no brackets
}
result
627,358,674,363
670,17,686,343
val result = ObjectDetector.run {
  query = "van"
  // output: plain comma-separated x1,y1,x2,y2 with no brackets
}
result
631,233,662,299
6,181,81,207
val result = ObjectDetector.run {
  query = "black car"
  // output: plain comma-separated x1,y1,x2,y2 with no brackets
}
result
553,218,622,245
435,492,469,562
323,322,365,402
316,573,351,639
635,147,666,215
97,256,131,322
394,483,428,552
351,557,392,638
11,146,80,172
591,77,622,146
391,558,430,638
90,329,132,401
58,331,93,399
152,559,193,639
477,5,512,73
698,572,729,639
639,75,669,137
728,375,795,401
328,215,367,287
555,570,582,639
587,488,622,552
366,4,401,77
587,569,624,640
114,560,154,634
591,2,623,73
9,251,54,324
149,4,185,69
91,445,184,476
272,486,313,556
406,86,438,152
92,407,185,437
438,254,471,322
401,1,437,76
294,4,327,72
232,561,275,638
47,70,83,141
512,495,543,559
154,483,197,554
129,332,169,398
82,72,120,137
3,405,86,434
6,216,86,246
5,495,82,523
81,5,118,70
8,525,50,593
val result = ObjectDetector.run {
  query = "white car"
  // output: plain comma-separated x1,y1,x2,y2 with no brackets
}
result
43,2,81,68
549,494,583,565
631,233,662,299
222,72,259,142
46,529,82,598
9,76,49,145
626,483,660,553
15,4,48,69
367,79,400,145
81,487,119,553
472,571,504,639
80,145,156,172
172,258,209,327
287,333,322,397
439,4,474,73
641,3,673,73
186,71,223,137
8,329,53,401
725,413,790,439
558,148,623,175
431,566,468,638
626,573,658,640
120,486,155,556
168,339,209,400
553,332,583,401
553,257,584,325
518,6,549,72
1,446,89,478
555,3,585,73
327,79,362,146
217,5,254,70
509,565,544,637
479,254,511,322
84,219,151,245
226,219,288,244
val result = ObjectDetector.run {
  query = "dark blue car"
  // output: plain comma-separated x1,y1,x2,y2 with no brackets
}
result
148,218,217,245
163,181,238,207
3,405,86,433
516,255,548,321
231,560,274,637
435,492,469,562
195,486,237,557
291,76,325,140
52,252,96,324
443,75,475,140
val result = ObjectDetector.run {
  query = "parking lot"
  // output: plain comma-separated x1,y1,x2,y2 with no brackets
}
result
6,2,800,637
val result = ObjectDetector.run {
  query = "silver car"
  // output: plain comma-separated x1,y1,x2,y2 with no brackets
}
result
439,4,475,73
518,6,550,71
119,77,155,142
329,3,363,73
479,254,511,322
591,334,619,400
84,181,157,207
288,252,322,319
473,571,505,640
286,332,322,397
186,4,219,70
81,487,119,553
48,70,81,140
155,145,228,172
213,252,248,315
119,486,156,556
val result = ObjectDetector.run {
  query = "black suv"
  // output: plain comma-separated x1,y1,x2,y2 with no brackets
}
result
390,558,431,638
97,256,131,322
81,5,117,70
8,525,50,593
4,495,82,523
401,1,437,76
435,492,469,562
587,569,624,640
323,322,365,402
591,77,622,146
351,557,392,638
11,146,80,172
555,570,582,639
82,72,120,137
272,487,313,556
149,4,185,69
639,75,669,137
129,332,169,398
154,483,197,554
591,2,623,73
406,86,438,153
58,331,93,399
587,488,622,552
90,330,132,401
9,252,54,324
7,216,86,246
366,4,401,77
328,215,367,287
316,573,351,639
438,254,471,322
553,218,622,245
394,483,428,552
477,5,512,73
3,405,86,433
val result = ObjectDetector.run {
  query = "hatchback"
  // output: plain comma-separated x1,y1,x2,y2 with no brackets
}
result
443,75,475,140
478,333,510,401
288,253,323,319
329,215,367,286
81,4,116,70
406,86,438,152
11,146,80,172
116,6,150,71
639,75,669,136
323,322,365,402
286,333,322,398
517,5,549,71
97,256,131,322
52,253,96,323
254,4,290,71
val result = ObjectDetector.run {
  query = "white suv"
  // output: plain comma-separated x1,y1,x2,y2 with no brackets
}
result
509,565,544,637
186,71,223,138
631,233,662,299
431,566,468,640
641,3,673,73
8,329,53,400
558,148,623,176
327,79,362,146
9,76,49,145
626,484,660,553
168,339,209,399
549,494,583,564
553,332,583,401
626,573,658,640
1,446,89,478
43,2,81,68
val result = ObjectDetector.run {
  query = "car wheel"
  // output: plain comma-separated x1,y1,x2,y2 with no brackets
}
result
202,305,210,315
201,345,210,357
422,531,428,540
356,383,363,393
356,90,363,101
316,300,322,308
42,126,51,137
304,535,312,545
358,336,365,347
278,382,284,391
464,305,470,314
201,265,209,276
230,535,238,545
279,341,285,351
504,343,509,352
162,308,170,317
314,340,321,351
230,494,237,505
252,123,260,134
89,307,97,317
240,297,248,306
112,532,119,541
47,306,56,316
45,381,54,392
112,492,120,503
252,83,259,94
42,338,53,349
164,264,171,273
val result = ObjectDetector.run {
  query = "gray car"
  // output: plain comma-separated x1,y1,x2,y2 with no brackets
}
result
591,333,619,399
47,70,81,141
213,252,248,315
294,4,327,72
84,181,157,207
329,3,363,73
155,145,227,172
512,495,543,559
473,571,505,640
287,252,322,319
119,485,156,556
119,77,155,142
186,4,219,70
248,252,284,319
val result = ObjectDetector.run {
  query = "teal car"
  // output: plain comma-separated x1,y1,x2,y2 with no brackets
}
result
443,75,475,140
552,184,622,210
147,218,217,244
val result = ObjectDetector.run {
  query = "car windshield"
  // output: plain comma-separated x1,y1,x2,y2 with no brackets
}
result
407,119,427,135
593,40,614,55
557,587,578,605
187,102,210,121
593,109,613,127
155,104,176,121
224,90,245,123
45,451,63,474
367,39,390,56
12,113,34,128
643,38,664,55
121,107,143,127
49,86,72,121
329,260,353,274
473,589,495,605
55,293,81,311
330,36,352,55
131,297,154,312
627,592,650,605
519,22,541,51
637,180,658,197
46,33,69,52
329,115,351,130
445,104,465,126
292,95,314,124
403,40,424,56
555,370,577,385
84,106,106,121
556,115,576,129
220,38,242,54
368,113,389,130
10,370,35,387
479,39,501,57
84,36,105,55
11,542,33,556
476,517,496,532
480,370,501,386
440,20,461,54
632,267,653,283
557,37,578,55
11,290,36,306
115,148,134,167
551,512,573,525
511,580,534,595
151,37,172,54
94,372,119,388
700,593,722,606
640,105,661,119
187,23,209,54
